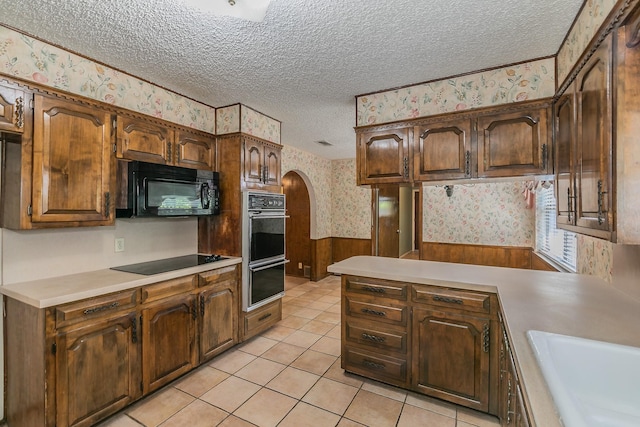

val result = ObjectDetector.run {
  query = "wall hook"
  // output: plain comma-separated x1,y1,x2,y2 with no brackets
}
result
444,185,454,197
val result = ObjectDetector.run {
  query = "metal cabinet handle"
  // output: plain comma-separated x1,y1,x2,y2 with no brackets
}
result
403,156,409,179
131,315,138,344
361,333,386,343
567,187,573,223
15,96,24,128
361,307,386,317
362,360,386,370
433,295,463,305
541,143,548,171
597,179,607,225
361,285,386,294
83,301,119,315
259,312,272,321
465,150,471,177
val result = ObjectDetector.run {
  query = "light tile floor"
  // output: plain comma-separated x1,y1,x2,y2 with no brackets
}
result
97,275,501,427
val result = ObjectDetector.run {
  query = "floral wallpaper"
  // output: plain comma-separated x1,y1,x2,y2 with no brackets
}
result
331,159,371,239
281,145,333,239
556,0,617,85
577,234,613,283
216,104,241,134
216,103,281,143
422,181,535,246
356,58,555,126
0,25,215,132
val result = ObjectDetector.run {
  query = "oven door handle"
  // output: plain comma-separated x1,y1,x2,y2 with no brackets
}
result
248,214,290,219
250,259,290,272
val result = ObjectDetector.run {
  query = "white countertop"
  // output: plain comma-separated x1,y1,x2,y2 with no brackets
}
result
0,257,242,308
327,256,640,427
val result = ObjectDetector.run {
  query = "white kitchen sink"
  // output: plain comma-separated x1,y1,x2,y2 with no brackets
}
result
527,330,640,427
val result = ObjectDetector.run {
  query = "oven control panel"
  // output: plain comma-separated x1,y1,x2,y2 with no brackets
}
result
247,192,285,211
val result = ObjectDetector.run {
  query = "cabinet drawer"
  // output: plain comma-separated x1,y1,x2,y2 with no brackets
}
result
142,275,197,303
56,289,139,327
345,322,407,353
198,265,238,288
345,297,408,326
412,284,491,314
345,276,408,301
245,299,281,335
343,347,407,385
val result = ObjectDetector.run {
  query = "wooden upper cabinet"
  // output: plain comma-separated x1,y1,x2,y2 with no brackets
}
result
414,118,473,181
116,115,173,165
357,128,411,185
32,94,114,224
554,84,577,227
116,116,215,170
476,104,551,178
175,129,215,170
0,82,27,133
243,138,264,185
575,34,613,233
242,137,282,188
263,144,282,186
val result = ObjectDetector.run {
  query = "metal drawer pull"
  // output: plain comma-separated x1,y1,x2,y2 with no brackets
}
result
433,295,463,305
361,285,386,294
361,308,386,317
361,333,386,343
83,301,119,315
362,360,386,370
259,312,272,321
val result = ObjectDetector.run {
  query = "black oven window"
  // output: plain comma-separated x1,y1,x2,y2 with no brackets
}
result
250,217,285,262
251,262,285,305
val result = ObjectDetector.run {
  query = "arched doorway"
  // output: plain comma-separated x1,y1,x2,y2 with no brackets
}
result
282,171,311,277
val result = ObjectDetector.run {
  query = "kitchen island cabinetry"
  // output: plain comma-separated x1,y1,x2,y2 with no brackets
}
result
340,274,498,413
499,319,531,427
3,261,241,427
412,285,495,412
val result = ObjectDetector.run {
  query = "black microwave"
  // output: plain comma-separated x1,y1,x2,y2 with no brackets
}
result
116,161,220,218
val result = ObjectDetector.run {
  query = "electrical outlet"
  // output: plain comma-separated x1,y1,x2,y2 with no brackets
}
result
298,262,303,269
114,238,125,253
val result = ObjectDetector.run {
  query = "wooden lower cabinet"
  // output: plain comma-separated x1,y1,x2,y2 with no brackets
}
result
341,275,498,415
141,294,198,394
55,313,140,427
5,264,241,427
241,298,282,341
412,308,490,412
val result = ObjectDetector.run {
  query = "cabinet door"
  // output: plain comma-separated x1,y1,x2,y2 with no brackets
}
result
414,119,473,181
116,115,173,165
358,128,410,184
412,308,490,412
32,95,113,224
55,313,140,427
0,83,26,133
575,34,613,233
199,285,237,361
477,106,550,178
243,139,265,185
175,129,215,170
141,294,197,394
263,144,282,186
554,84,577,227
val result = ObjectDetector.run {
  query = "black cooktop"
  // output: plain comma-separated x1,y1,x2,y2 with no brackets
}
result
111,254,226,275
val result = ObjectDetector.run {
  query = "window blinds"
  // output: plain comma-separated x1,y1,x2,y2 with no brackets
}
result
535,183,577,272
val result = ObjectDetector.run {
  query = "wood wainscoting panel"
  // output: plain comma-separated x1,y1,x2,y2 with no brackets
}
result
311,237,332,281
332,238,372,263
531,252,561,271
422,242,532,269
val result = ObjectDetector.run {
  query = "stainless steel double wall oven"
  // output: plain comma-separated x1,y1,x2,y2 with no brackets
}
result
242,191,288,311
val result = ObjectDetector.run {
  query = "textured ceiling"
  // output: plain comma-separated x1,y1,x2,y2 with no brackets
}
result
1,0,583,159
